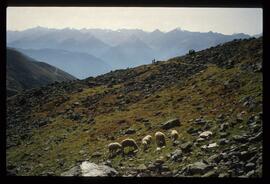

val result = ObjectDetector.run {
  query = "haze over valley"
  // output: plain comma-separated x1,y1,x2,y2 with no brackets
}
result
7,27,253,79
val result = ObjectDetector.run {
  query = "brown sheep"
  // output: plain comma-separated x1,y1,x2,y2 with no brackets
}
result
108,142,122,157
142,135,152,150
121,138,139,153
171,129,179,141
155,131,166,148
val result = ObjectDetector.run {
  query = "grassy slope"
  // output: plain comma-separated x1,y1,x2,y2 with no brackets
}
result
7,65,262,176
6,38,262,176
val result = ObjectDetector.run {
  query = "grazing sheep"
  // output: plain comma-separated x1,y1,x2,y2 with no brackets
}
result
155,131,166,148
171,129,179,141
121,138,139,153
142,135,152,150
108,142,122,157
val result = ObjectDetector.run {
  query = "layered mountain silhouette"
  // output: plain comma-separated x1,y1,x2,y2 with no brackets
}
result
6,48,76,97
7,27,252,78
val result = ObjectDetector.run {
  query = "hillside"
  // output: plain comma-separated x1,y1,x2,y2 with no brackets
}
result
6,48,76,97
6,37,262,177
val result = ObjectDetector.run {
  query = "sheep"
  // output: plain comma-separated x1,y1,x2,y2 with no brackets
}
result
170,129,179,141
142,135,152,150
108,142,122,157
121,138,139,153
155,131,166,148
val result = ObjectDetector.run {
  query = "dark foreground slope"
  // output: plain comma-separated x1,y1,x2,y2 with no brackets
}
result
6,37,262,177
6,48,76,96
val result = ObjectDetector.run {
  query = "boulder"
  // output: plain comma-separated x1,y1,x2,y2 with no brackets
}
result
187,161,213,175
61,161,118,177
61,165,81,176
161,118,181,129
80,161,118,176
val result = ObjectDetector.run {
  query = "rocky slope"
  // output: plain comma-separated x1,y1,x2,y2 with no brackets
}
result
6,48,76,97
6,37,262,177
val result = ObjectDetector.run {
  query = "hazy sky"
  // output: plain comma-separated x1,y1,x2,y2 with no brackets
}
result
7,7,262,35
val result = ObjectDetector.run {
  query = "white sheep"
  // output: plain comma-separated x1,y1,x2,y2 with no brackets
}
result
121,138,139,153
108,142,122,157
170,129,179,141
142,135,152,150
155,131,166,148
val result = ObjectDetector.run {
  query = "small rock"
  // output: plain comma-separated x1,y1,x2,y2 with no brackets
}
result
171,149,183,162
233,135,247,143
208,143,218,148
248,132,262,142
137,164,147,171
219,123,229,132
219,138,229,145
61,165,81,176
161,118,181,130
155,158,165,166
187,127,196,134
208,154,222,163
187,161,213,175
202,170,218,177
194,118,207,125
220,132,229,138
197,137,205,142
180,141,193,152
245,163,256,172
91,152,102,158
124,128,136,134
199,131,213,139
218,173,230,177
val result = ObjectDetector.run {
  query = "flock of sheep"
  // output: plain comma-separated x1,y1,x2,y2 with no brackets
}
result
108,130,179,157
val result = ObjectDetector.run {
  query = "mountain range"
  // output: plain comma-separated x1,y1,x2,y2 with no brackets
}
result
17,48,112,79
7,27,252,79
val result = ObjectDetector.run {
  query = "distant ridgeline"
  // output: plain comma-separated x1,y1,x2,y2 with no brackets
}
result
7,27,251,79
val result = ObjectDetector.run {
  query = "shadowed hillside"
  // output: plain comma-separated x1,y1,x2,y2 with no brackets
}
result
6,48,76,96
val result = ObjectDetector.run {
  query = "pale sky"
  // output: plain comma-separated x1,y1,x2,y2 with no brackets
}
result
7,7,262,35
